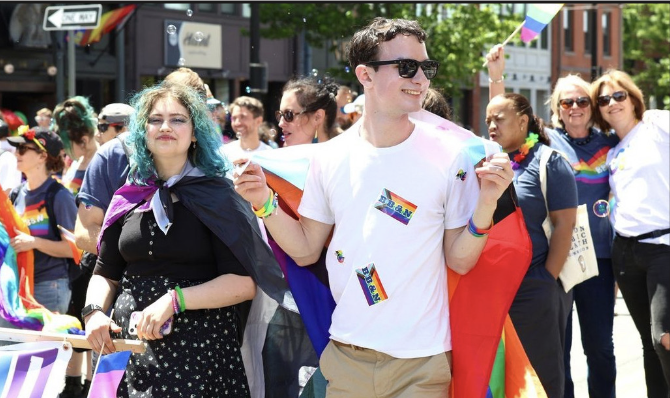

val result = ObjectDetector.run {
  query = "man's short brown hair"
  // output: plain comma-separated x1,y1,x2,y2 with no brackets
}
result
229,96,264,119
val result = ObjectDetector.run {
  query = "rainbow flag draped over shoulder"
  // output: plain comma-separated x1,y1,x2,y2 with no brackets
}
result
0,185,82,333
252,110,540,397
521,4,564,43
75,4,137,47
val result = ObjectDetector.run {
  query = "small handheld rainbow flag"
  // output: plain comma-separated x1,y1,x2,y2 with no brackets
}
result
521,4,564,43
57,225,83,265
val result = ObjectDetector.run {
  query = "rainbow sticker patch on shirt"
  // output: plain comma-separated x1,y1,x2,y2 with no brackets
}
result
374,189,417,225
23,200,50,237
335,250,345,263
356,263,388,306
456,169,467,181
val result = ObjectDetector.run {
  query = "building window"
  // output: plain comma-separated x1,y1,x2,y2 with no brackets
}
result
242,3,251,18
603,12,611,56
584,10,593,55
164,3,191,11
220,4,236,14
563,9,573,52
197,4,215,13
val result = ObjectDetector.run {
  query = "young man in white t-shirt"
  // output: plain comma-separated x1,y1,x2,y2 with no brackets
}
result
234,17,513,397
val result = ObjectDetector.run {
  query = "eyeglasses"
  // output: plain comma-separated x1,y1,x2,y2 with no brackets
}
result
559,97,591,110
17,144,43,155
147,116,191,128
97,123,123,133
364,59,440,80
597,91,628,107
275,109,308,123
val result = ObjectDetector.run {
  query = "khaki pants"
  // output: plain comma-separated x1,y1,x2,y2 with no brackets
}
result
320,340,452,398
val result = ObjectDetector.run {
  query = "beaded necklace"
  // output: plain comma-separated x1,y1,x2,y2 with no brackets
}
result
561,127,594,146
509,132,539,170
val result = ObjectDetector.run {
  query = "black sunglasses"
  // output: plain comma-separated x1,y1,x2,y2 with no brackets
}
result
97,123,123,133
559,97,591,110
17,144,42,155
597,91,628,107
364,59,440,80
275,109,308,123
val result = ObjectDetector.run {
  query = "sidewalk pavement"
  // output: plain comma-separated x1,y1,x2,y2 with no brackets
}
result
569,290,646,397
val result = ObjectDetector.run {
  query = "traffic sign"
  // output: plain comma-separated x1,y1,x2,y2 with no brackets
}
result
43,4,102,31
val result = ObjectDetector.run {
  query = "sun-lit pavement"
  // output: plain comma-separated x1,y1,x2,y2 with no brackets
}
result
569,290,646,397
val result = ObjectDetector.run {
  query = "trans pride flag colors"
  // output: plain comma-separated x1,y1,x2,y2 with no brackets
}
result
87,351,132,398
521,4,564,43
0,341,73,398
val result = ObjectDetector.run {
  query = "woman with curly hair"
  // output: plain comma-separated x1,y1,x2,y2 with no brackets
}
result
83,82,284,397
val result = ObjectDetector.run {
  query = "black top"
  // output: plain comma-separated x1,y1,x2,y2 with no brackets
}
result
95,200,248,281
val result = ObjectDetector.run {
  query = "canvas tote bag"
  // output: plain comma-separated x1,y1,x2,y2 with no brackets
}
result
539,147,598,292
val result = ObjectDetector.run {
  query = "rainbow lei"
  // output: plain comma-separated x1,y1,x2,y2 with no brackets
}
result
509,133,539,170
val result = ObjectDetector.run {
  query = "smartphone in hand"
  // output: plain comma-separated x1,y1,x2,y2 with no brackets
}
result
128,311,173,336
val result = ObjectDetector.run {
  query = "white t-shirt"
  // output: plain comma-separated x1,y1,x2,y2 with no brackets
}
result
222,140,272,162
0,140,21,192
607,110,670,245
298,121,479,358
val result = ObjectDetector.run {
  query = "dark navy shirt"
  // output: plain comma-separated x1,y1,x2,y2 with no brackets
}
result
548,127,619,258
77,136,129,211
513,143,578,269
14,178,77,283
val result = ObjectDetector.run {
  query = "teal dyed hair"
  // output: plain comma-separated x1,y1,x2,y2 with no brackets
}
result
53,96,96,153
126,83,229,185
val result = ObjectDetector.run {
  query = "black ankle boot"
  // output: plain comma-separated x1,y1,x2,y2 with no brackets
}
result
60,375,83,398
82,379,91,397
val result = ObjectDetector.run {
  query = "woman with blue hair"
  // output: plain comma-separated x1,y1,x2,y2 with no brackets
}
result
81,83,285,397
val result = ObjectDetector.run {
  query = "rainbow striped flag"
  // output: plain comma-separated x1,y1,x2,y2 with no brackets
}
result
75,4,137,47
521,4,564,43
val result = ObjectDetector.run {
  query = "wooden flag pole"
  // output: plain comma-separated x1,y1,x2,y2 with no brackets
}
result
0,327,146,354
482,20,526,67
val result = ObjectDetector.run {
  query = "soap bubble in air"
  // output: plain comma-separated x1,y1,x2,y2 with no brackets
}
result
178,58,186,66
166,25,177,35
186,9,193,17
194,32,204,42
311,69,318,77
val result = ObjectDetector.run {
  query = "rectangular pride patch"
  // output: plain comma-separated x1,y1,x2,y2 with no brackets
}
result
374,189,417,225
356,263,388,306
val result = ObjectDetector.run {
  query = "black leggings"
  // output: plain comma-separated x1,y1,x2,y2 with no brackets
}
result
612,236,670,398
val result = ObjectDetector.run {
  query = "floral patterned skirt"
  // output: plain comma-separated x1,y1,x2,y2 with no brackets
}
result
110,275,250,398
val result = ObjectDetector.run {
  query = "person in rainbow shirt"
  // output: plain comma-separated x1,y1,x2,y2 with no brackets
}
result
5,127,76,321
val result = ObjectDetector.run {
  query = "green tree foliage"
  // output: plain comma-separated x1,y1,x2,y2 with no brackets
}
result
258,3,517,99
623,4,670,109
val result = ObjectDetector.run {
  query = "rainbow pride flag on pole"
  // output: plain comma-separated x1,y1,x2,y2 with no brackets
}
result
521,4,564,43
75,4,137,46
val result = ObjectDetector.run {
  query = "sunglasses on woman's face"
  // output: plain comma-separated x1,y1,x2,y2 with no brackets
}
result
17,144,42,155
364,59,440,80
97,123,123,133
597,91,628,107
559,97,591,110
275,109,307,123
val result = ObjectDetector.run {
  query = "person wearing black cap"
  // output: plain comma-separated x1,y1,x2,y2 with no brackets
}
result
0,118,21,194
96,103,135,145
6,127,77,326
